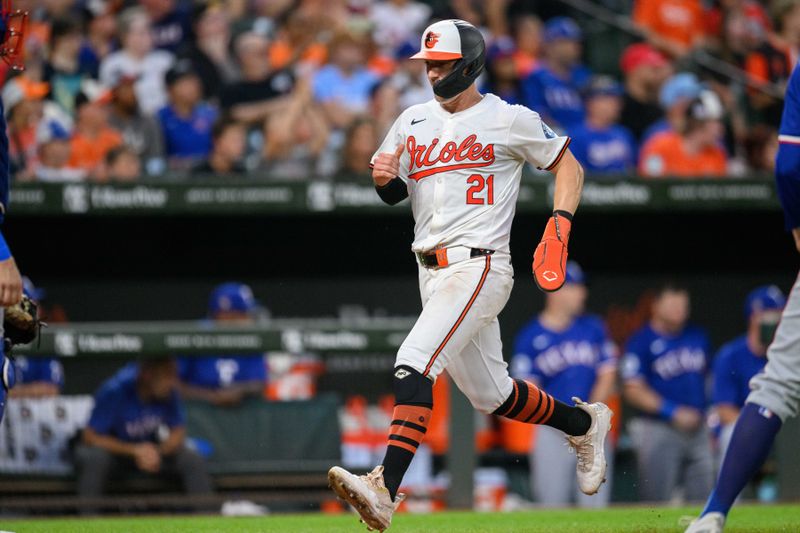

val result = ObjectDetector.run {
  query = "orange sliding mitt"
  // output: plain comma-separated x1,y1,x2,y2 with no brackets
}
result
532,210,573,292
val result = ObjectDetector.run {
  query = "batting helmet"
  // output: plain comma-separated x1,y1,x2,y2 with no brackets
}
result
411,19,485,100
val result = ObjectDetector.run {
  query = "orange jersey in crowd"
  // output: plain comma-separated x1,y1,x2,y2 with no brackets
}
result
633,0,705,49
68,128,123,172
639,131,727,178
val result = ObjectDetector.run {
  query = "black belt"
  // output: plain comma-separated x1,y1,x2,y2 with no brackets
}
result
416,247,495,269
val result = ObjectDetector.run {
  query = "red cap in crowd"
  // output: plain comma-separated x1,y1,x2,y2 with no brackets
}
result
620,43,668,74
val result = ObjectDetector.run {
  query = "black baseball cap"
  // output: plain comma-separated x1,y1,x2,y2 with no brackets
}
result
165,59,198,87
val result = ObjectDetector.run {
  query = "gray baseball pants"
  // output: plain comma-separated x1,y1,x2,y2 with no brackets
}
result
747,272,800,421
628,417,714,502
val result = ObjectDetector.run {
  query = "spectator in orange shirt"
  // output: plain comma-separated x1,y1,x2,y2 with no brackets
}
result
68,81,123,179
639,90,728,178
633,0,706,58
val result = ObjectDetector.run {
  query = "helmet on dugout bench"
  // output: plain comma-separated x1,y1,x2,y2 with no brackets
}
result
411,19,485,100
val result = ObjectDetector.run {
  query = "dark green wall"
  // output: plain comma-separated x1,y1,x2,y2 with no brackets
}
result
9,209,798,394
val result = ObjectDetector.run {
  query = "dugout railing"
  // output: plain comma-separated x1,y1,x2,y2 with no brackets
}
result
0,318,480,512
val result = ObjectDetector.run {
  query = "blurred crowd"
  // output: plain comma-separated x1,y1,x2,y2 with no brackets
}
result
3,0,796,183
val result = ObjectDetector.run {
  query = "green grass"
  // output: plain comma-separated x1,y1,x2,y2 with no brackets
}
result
2,505,799,532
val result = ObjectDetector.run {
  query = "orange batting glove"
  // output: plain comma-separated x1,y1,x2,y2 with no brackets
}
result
532,210,573,292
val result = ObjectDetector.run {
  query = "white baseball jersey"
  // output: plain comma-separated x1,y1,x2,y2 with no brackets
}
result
372,93,571,253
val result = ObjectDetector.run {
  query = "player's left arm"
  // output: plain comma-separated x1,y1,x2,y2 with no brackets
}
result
589,366,616,404
550,149,584,215
532,149,584,292
590,330,617,403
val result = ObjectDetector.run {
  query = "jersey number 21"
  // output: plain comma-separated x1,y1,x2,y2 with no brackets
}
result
466,174,494,205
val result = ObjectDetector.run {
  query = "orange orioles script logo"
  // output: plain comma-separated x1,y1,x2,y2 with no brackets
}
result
424,31,440,49
406,134,495,181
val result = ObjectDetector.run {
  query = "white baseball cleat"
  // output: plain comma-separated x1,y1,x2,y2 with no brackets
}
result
683,512,726,533
328,465,404,532
566,396,613,495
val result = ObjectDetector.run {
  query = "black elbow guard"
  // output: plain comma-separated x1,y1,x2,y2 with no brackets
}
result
375,177,409,205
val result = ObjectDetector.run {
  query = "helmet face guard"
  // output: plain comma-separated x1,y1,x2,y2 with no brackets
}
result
0,0,27,71
432,41,485,99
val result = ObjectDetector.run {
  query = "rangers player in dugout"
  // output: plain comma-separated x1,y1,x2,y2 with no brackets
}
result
328,19,612,532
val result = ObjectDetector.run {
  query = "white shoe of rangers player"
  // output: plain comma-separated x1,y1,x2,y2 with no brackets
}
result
683,513,726,533
565,396,613,495
328,465,405,532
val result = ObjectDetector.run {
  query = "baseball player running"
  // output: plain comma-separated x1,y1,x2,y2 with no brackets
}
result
0,3,28,423
328,19,612,531
685,62,800,533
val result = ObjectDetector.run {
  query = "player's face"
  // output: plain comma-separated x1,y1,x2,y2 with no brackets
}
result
214,310,254,324
653,291,690,331
146,363,179,400
425,59,457,89
549,39,582,66
549,283,587,317
750,309,782,350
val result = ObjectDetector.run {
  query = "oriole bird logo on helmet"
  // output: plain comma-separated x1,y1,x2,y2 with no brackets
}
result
424,31,440,49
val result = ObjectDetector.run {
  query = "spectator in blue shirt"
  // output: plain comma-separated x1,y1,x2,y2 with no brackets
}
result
521,17,591,132
157,59,217,170
622,282,714,502
313,32,380,130
9,277,63,398
569,76,637,177
511,261,617,507
179,283,267,407
75,359,212,500
713,286,786,445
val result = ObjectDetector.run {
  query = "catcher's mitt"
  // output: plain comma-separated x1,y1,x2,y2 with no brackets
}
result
4,294,42,348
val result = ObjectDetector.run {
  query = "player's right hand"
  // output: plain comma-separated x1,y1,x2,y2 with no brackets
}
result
532,211,572,292
133,443,161,473
371,143,404,187
671,406,702,432
0,257,22,308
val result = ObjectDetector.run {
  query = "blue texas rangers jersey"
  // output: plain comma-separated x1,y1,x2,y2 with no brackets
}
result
511,315,616,404
622,323,710,411
13,356,64,388
712,335,766,409
179,355,267,389
776,61,800,229
88,364,184,443
521,64,591,131
568,124,637,174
